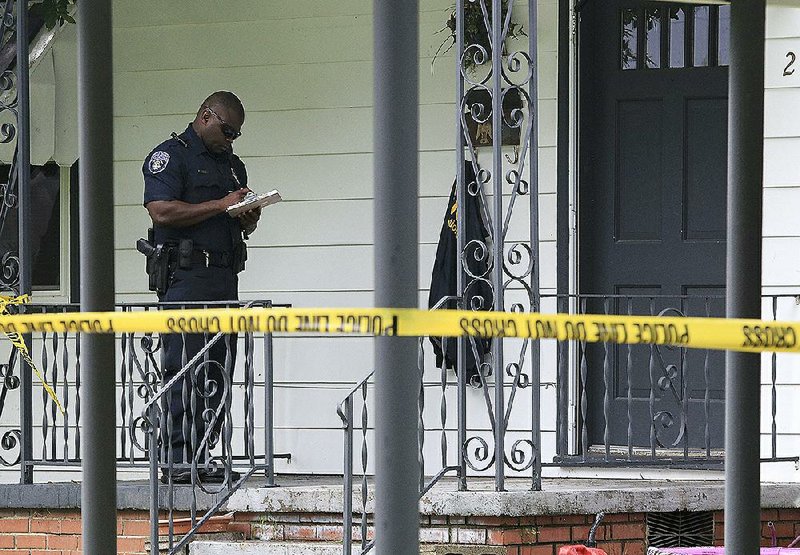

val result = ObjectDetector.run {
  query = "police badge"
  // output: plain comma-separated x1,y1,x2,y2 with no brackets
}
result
148,151,170,174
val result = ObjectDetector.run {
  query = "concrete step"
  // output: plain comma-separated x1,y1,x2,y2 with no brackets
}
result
189,540,361,555
148,532,246,554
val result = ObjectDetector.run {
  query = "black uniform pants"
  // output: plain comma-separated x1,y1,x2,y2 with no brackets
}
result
159,264,238,466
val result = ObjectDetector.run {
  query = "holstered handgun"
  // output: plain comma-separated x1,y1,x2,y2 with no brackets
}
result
233,241,247,274
136,230,170,295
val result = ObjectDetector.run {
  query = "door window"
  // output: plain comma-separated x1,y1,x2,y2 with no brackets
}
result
621,4,730,70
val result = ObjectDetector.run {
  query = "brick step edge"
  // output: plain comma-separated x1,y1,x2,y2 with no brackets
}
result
189,540,362,555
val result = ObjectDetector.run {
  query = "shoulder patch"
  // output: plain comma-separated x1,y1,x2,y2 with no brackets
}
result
148,151,170,174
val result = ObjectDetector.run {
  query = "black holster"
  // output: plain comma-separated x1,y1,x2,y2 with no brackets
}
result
233,241,247,274
137,234,172,295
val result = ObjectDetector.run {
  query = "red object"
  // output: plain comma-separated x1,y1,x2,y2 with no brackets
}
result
558,547,608,555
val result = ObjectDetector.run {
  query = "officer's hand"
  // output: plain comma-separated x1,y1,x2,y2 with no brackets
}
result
238,206,261,234
219,188,251,210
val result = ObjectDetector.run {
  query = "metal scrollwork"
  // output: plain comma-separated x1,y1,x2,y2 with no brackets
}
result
134,338,162,392
129,412,156,454
0,152,19,292
0,71,17,125
472,166,491,194
652,409,686,449
140,332,162,356
463,435,495,471
506,361,529,388
463,238,492,278
657,364,679,392
135,349,235,495
464,278,493,311
504,438,535,471
136,372,159,400
501,88,526,129
124,331,164,453
0,428,20,465
451,0,539,484
503,242,534,281
506,168,529,195
502,51,534,86
139,337,163,389
650,307,689,448
0,362,18,389
0,0,22,293
0,346,20,466
0,250,19,290
193,362,234,495
0,120,15,143
201,407,221,451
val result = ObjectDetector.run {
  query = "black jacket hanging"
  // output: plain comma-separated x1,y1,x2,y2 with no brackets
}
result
427,162,492,384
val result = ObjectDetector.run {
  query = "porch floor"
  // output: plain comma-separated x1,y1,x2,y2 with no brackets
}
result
1,474,798,516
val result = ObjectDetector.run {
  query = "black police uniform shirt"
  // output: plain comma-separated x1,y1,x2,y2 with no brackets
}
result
142,124,247,256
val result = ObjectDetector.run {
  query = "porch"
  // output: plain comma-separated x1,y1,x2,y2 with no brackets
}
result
1,475,799,555
0,294,798,553
0,0,790,551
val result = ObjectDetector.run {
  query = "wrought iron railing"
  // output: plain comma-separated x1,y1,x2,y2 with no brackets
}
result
340,293,800,554
554,293,800,468
452,0,541,494
338,370,374,554
337,333,501,555
0,300,285,555
138,300,284,555
338,298,540,555
0,301,283,471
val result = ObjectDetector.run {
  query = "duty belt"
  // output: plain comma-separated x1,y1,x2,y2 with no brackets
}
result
181,249,233,268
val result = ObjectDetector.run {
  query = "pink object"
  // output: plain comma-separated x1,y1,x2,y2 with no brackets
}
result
558,546,608,555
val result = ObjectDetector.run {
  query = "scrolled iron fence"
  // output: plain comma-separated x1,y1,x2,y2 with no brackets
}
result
0,299,285,555
340,293,800,554
555,292,800,468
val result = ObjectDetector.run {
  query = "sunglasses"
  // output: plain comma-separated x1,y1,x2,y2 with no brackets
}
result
204,106,242,140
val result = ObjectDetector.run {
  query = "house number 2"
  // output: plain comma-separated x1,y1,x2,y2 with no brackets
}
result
784,51,796,76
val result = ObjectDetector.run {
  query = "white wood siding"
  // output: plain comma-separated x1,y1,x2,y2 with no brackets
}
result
761,3,800,482
102,0,557,477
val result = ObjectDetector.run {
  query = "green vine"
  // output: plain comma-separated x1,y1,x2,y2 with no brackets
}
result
432,2,527,73
30,0,76,30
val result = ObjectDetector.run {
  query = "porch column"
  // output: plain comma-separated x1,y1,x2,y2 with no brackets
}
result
373,1,419,553
16,0,33,485
725,0,765,553
78,1,116,553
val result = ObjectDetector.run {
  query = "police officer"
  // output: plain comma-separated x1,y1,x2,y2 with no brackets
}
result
142,91,259,484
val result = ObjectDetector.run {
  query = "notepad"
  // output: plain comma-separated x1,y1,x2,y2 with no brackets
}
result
226,190,282,217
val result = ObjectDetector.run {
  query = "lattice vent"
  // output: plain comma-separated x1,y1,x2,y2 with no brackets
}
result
647,511,714,548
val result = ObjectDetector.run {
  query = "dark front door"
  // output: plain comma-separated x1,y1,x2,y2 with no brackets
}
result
579,1,729,451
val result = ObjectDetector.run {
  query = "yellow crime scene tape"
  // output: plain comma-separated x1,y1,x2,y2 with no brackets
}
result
0,306,795,354
0,295,64,414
